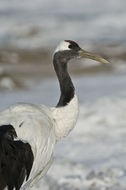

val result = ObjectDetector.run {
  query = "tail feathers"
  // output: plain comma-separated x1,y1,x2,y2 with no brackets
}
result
0,125,34,190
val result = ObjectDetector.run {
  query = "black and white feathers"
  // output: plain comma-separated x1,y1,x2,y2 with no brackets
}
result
0,40,109,190
0,124,34,190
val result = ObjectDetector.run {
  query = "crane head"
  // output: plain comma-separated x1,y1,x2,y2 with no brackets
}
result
54,40,109,64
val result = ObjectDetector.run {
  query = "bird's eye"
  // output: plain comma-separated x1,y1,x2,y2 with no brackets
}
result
68,44,72,49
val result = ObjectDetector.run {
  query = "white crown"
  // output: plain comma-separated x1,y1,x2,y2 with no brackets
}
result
54,41,71,54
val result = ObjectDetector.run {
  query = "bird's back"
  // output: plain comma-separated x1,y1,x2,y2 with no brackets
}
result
0,103,56,189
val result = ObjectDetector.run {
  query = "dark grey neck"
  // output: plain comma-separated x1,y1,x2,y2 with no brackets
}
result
53,52,75,107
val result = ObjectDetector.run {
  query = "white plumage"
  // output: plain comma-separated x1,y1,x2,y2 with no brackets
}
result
0,95,79,188
0,40,109,190
54,41,71,53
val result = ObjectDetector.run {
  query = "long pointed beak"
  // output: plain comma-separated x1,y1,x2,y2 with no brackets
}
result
79,49,110,64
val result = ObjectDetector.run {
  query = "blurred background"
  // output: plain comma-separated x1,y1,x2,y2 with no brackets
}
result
0,0,126,189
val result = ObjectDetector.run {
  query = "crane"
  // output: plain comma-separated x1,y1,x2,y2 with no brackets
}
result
0,40,109,190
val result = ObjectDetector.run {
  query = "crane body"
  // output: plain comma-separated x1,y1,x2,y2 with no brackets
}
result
0,40,109,190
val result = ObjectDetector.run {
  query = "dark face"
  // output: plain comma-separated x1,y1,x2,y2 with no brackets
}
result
54,40,109,65
65,40,81,52
54,40,81,63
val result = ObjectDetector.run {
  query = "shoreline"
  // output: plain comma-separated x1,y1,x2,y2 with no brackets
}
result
0,43,126,90
0,44,125,76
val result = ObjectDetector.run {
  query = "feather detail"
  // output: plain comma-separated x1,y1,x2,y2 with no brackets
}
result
52,95,79,141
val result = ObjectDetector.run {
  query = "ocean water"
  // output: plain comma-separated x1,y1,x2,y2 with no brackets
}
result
0,0,126,48
0,73,126,189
